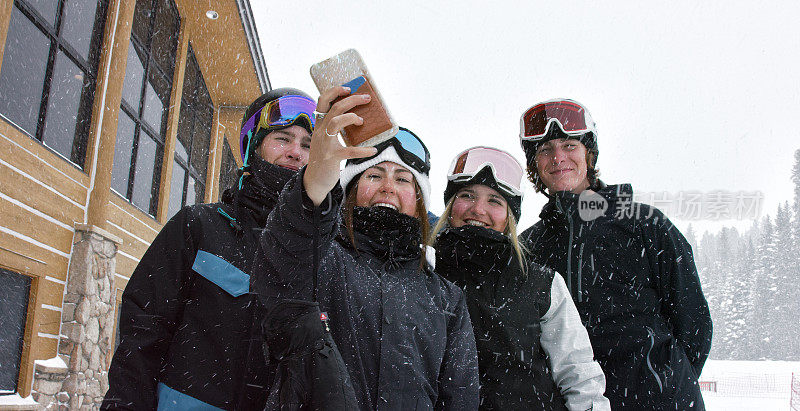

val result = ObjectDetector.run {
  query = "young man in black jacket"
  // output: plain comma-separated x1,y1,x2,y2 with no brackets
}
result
102,88,316,410
518,99,713,410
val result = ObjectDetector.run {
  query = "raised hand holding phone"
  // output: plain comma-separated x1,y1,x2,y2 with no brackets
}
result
310,49,398,147
303,86,377,206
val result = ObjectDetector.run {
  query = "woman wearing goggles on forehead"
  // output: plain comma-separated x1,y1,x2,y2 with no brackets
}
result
519,99,712,410
250,86,479,409
430,146,610,410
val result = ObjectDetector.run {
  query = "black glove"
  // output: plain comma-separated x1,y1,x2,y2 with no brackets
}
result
262,299,357,411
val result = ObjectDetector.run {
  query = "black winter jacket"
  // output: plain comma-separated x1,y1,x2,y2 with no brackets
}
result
435,226,566,410
520,183,712,410
103,158,295,410
251,170,480,410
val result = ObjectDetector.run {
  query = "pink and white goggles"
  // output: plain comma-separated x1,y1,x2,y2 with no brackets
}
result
447,146,524,197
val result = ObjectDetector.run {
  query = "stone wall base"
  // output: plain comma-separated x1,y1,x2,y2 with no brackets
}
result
29,225,119,410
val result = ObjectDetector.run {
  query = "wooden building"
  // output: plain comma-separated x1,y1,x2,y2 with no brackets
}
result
0,0,268,406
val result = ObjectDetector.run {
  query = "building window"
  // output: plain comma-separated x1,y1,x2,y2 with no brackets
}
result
0,268,32,394
0,0,108,167
111,0,179,217
218,136,239,197
167,45,212,218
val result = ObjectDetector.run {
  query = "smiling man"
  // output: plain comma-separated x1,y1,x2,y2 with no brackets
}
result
518,99,712,410
103,88,315,410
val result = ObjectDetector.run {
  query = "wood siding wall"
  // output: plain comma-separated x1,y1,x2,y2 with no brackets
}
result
0,0,257,398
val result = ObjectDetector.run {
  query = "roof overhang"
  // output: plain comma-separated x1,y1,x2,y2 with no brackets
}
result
174,0,270,106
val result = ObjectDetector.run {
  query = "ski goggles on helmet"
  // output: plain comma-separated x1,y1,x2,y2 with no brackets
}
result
520,99,596,141
348,127,431,175
447,147,524,197
239,95,316,156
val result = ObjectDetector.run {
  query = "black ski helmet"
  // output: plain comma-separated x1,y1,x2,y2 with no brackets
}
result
239,87,315,163
521,126,600,193
520,127,598,165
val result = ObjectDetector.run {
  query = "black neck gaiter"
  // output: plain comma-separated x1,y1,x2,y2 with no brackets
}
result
348,206,422,269
222,155,297,226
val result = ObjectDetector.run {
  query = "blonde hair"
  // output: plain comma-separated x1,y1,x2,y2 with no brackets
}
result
430,196,528,275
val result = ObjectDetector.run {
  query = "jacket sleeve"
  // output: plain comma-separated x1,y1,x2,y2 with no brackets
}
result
540,273,611,411
435,285,480,411
252,169,342,302
102,208,198,410
644,210,713,377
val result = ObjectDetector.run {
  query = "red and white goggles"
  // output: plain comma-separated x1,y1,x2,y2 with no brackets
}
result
447,147,524,197
520,99,596,141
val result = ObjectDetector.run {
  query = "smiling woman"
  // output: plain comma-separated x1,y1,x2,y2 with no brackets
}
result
250,87,479,409
449,184,509,232
431,145,610,409
354,162,419,216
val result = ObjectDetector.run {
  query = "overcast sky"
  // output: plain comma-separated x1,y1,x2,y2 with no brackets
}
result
251,1,800,235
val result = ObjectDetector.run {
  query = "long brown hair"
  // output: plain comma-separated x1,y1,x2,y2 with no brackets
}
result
343,177,431,270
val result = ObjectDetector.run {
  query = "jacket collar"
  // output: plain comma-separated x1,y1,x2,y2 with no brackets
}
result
539,180,638,233
221,155,296,227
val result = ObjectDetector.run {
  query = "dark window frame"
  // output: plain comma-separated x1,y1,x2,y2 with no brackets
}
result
112,0,180,217
169,44,213,216
2,0,108,168
218,135,239,198
0,267,32,394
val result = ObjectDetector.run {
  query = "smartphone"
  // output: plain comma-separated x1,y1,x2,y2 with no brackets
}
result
310,49,399,147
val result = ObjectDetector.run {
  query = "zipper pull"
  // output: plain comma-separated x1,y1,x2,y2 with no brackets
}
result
320,311,331,332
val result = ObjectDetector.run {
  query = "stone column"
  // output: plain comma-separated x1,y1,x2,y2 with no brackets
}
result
32,224,120,409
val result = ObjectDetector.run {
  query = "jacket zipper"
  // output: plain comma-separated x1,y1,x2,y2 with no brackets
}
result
577,242,584,302
645,326,664,393
556,199,577,302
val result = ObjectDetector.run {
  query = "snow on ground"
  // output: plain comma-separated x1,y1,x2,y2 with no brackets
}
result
700,360,800,410
0,393,37,406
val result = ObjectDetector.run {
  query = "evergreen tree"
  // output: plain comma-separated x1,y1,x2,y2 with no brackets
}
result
685,223,698,252
793,149,800,241
741,219,761,359
786,202,800,359
700,229,720,358
747,215,774,359
712,227,751,360
769,203,795,359
668,149,800,360
791,149,800,274
700,230,717,267
737,235,758,359
791,151,800,359
789,150,800,359
717,227,730,262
